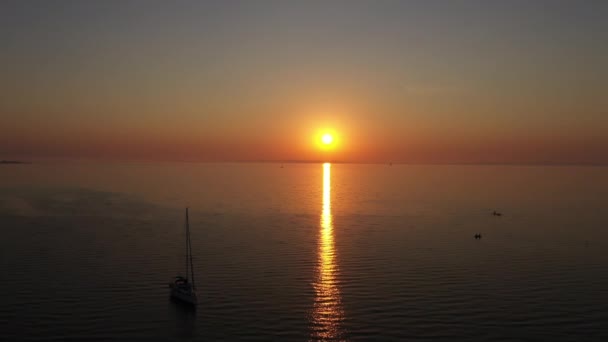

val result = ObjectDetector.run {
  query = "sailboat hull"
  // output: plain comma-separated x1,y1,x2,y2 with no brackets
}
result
170,286,198,305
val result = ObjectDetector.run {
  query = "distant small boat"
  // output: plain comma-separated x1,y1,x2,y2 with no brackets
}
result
492,211,502,217
474,233,482,239
169,208,198,306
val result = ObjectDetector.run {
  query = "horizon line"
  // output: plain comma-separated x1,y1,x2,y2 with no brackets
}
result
5,157,607,167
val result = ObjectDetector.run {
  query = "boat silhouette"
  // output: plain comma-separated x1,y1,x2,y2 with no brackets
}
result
169,208,198,306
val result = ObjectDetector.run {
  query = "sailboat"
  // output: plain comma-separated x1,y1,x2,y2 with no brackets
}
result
169,208,198,305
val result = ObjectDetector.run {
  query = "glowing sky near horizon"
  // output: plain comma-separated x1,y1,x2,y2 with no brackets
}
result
1,0,607,163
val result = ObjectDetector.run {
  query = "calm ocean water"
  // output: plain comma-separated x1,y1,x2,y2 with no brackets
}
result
1,162,607,341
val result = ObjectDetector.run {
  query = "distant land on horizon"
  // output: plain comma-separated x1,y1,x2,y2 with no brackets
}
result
0,160,30,164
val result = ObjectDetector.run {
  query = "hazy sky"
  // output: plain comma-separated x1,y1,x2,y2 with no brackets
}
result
1,0,607,163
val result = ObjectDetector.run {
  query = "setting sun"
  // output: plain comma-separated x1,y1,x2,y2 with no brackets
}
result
321,133,334,145
314,129,341,153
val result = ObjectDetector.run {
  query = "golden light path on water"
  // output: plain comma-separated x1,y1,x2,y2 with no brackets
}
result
311,163,344,340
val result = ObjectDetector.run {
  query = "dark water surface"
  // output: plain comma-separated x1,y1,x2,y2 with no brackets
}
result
1,162,607,341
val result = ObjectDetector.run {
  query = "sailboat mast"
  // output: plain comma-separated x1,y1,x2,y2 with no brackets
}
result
185,208,189,280
187,208,196,289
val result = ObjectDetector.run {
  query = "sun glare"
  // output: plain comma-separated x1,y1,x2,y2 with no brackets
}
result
314,129,340,152
322,133,334,145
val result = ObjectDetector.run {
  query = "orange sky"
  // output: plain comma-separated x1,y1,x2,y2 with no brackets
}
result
1,1,607,164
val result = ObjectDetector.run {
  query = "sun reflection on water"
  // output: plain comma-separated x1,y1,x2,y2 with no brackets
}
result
311,163,344,341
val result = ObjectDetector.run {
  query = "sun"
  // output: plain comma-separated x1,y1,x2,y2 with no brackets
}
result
314,129,340,152
321,133,334,145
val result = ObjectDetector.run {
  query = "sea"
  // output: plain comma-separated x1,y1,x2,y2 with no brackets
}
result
1,161,607,341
